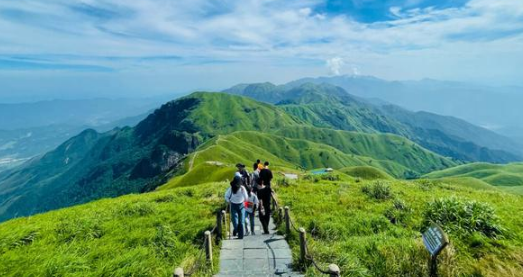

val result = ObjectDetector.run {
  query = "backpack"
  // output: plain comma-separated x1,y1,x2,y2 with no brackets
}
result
240,170,251,190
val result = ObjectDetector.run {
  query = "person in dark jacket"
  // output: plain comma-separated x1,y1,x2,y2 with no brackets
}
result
256,180,272,234
259,161,273,189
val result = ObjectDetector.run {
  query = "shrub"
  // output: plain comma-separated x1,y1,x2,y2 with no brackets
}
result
384,199,412,225
277,177,295,187
118,202,157,217
321,174,340,181
417,179,433,191
362,181,393,200
422,197,505,238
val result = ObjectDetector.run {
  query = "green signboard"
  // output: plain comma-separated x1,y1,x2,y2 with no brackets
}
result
422,223,449,257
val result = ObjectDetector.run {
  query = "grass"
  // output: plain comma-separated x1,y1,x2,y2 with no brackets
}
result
159,128,456,191
0,182,228,277
273,176,523,277
340,166,393,180
424,163,523,193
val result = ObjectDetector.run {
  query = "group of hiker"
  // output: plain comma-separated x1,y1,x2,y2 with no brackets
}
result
224,159,274,239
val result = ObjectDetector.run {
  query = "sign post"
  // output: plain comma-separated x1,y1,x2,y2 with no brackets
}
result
422,223,449,277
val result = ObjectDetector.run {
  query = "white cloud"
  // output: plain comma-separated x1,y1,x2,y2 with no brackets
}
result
326,57,344,75
0,0,522,96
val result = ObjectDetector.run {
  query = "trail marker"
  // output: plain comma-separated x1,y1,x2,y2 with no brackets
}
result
422,223,449,277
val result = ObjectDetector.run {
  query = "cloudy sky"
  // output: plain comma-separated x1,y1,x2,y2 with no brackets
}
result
0,0,522,100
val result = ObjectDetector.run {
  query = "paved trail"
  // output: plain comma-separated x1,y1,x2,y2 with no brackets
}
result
215,216,303,277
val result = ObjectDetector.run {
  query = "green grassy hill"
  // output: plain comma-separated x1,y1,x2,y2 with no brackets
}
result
160,129,455,190
0,182,227,277
226,82,521,163
275,176,523,277
0,92,300,222
424,163,523,194
339,166,393,180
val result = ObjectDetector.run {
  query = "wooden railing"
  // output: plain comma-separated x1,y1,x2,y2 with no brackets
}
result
173,209,226,277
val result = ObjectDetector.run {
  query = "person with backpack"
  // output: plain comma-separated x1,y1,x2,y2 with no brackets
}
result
256,179,272,234
244,185,259,235
259,161,273,189
250,166,261,193
225,175,249,239
236,163,251,191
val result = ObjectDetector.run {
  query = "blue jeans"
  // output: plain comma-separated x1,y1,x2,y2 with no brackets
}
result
245,211,255,234
231,202,245,239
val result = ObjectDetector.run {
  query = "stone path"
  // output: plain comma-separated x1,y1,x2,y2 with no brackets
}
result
216,215,304,277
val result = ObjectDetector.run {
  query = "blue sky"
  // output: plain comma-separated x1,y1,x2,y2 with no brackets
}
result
0,0,522,100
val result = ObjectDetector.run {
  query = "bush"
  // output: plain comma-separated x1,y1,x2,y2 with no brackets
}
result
362,181,393,200
423,197,505,238
384,199,412,225
320,174,340,181
417,179,433,191
277,177,295,187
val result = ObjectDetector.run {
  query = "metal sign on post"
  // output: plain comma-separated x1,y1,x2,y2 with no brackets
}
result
422,223,449,277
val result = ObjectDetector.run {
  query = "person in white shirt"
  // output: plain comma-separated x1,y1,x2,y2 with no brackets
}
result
225,175,249,239
244,186,259,235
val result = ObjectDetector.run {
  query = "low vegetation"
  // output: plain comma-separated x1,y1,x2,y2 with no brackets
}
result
0,182,228,277
424,162,523,194
274,175,523,277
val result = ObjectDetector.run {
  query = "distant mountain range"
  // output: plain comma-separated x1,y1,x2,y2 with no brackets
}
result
224,82,523,162
0,97,176,171
283,75,523,140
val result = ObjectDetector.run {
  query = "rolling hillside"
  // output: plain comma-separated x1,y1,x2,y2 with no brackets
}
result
0,92,299,222
286,75,523,142
0,182,226,277
424,163,523,194
225,82,522,163
161,129,454,189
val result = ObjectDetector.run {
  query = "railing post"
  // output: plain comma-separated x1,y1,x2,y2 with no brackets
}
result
284,206,290,234
205,231,213,270
328,264,341,277
279,207,284,223
222,210,228,238
299,227,307,263
173,267,184,277
216,211,223,243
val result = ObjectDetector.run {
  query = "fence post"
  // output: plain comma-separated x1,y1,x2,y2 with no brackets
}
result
173,267,184,277
429,255,438,277
279,207,284,223
205,231,213,270
216,211,223,243
222,210,228,238
284,206,290,234
328,264,341,277
299,228,307,263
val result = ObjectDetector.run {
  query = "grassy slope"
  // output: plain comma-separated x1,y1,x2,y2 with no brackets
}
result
0,182,227,277
339,166,393,180
424,163,523,194
274,176,523,277
160,129,456,190
277,127,455,176
187,92,299,135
